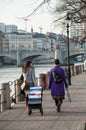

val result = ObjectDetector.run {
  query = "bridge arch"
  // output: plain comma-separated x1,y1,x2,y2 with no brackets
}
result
22,55,41,62
64,53,84,64
21,50,55,60
22,54,54,64
0,55,16,65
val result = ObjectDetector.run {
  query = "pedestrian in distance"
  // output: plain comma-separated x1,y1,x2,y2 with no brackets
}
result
21,60,36,113
49,59,68,112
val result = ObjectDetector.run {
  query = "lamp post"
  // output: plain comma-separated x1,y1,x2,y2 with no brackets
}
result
65,13,71,85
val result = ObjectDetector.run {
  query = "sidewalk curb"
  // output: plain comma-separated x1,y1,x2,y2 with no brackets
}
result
77,123,86,130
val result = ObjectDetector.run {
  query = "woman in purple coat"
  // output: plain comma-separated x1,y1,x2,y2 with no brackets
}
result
49,59,68,112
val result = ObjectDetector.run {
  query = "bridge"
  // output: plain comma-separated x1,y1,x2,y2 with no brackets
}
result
0,50,55,66
0,48,86,66
63,49,86,64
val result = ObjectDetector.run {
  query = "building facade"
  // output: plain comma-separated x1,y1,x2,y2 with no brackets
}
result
5,32,33,52
70,22,85,38
0,22,63,53
0,23,18,33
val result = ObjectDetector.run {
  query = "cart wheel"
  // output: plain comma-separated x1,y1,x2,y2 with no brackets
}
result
28,109,32,115
40,109,43,115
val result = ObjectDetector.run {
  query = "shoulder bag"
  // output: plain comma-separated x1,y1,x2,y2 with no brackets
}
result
21,72,29,90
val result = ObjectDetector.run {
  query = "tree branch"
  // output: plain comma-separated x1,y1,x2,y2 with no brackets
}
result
20,0,49,19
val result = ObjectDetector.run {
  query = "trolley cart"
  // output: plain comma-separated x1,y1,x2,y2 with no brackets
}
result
28,86,43,115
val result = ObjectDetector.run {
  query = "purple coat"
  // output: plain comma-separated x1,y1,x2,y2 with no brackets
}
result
49,66,68,99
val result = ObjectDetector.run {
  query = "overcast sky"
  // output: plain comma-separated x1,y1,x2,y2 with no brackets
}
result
0,0,58,33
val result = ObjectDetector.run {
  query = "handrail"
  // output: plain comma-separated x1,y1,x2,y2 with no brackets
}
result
8,81,13,86
8,79,23,104
0,101,6,104
8,80,16,103
0,88,6,91
8,78,38,103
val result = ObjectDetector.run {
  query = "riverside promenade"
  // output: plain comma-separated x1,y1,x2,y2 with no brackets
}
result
0,72,86,130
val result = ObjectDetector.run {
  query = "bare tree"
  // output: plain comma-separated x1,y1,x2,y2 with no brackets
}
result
21,0,86,23
52,0,86,23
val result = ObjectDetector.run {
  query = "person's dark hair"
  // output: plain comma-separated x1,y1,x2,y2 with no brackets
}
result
54,59,60,65
22,60,32,73
26,61,32,67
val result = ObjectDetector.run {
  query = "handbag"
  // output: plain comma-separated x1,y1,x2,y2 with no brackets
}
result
20,89,25,96
21,81,28,90
21,70,30,90
20,74,24,84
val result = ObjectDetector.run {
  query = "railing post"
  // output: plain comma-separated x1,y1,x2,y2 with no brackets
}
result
15,79,21,103
0,95,1,112
45,71,50,90
72,65,74,76
38,74,45,89
0,83,6,112
5,83,11,109
15,79,25,103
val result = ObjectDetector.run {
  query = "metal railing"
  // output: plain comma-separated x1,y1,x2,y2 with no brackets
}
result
8,80,22,104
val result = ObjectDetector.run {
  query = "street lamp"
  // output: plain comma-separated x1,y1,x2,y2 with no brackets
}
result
65,13,71,85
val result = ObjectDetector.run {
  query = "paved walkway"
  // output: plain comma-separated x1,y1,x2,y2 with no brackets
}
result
0,72,86,130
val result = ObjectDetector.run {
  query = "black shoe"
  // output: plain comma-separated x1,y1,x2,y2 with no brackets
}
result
57,100,61,112
28,109,32,115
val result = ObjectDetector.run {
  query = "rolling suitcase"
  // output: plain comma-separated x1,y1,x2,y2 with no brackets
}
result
28,86,43,115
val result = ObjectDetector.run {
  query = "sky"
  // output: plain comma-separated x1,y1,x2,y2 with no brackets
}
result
0,0,60,34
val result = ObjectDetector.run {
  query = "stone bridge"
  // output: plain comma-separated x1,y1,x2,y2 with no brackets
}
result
0,50,55,66
64,49,85,58
0,49,85,66
63,49,85,64
0,50,55,59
